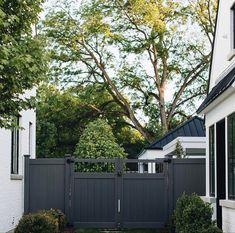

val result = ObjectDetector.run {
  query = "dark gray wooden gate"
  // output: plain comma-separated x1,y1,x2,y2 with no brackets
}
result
24,155,205,229
71,158,168,229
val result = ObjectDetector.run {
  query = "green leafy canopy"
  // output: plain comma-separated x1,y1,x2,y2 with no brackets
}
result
36,84,143,158
41,0,217,142
0,0,47,128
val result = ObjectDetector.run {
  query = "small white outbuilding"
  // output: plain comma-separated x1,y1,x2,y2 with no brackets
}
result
138,116,206,163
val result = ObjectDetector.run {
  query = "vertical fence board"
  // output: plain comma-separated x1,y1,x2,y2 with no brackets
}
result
28,159,65,213
172,159,206,209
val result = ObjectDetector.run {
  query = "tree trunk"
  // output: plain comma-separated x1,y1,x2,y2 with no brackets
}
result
159,86,168,133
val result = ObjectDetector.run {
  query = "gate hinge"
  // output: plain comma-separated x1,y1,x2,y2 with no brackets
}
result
66,158,75,164
117,171,122,177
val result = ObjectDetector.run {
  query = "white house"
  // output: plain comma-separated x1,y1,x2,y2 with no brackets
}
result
138,116,206,173
0,89,36,233
197,0,235,231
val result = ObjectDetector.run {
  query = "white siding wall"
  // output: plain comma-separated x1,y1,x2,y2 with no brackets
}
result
0,90,36,233
203,1,235,231
210,0,235,90
204,90,235,232
222,207,235,233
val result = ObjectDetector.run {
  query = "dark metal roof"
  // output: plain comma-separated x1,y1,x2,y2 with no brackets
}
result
145,116,205,150
197,66,235,113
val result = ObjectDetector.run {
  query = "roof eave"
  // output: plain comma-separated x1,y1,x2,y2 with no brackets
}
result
144,147,163,150
198,84,235,115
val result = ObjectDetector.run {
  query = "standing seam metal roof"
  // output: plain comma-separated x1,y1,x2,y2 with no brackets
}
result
145,116,205,149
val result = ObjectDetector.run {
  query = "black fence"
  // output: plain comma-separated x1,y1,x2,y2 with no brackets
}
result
24,155,205,229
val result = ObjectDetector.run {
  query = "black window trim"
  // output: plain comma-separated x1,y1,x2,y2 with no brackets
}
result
209,124,215,197
227,112,235,200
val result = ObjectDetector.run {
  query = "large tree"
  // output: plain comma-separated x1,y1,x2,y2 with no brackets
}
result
42,0,217,142
0,0,47,128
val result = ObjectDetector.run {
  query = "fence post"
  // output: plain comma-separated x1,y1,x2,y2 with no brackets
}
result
164,157,173,224
168,158,174,220
64,154,74,226
24,154,30,214
115,157,123,229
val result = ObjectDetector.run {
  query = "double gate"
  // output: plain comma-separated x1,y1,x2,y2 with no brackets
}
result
71,158,168,228
24,155,205,229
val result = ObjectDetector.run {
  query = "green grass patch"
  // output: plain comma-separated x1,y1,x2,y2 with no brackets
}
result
124,230,160,233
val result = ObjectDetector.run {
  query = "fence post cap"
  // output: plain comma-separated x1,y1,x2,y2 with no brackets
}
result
24,154,30,158
164,158,172,163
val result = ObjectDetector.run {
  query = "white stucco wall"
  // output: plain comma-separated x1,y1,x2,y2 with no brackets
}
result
0,90,36,233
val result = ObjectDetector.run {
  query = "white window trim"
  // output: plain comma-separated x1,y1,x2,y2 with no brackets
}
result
220,199,235,209
10,174,23,180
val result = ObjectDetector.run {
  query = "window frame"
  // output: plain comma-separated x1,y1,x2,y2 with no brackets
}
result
11,116,20,175
29,122,33,155
209,125,215,197
231,3,235,50
228,113,235,200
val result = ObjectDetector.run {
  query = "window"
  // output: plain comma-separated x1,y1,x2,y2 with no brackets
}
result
29,122,33,155
209,125,215,197
11,116,20,174
228,113,235,200
231,4,235,49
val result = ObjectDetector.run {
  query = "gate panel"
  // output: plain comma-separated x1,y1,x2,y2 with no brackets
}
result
73,160,117,228
122,175,166,228
121,159,168,228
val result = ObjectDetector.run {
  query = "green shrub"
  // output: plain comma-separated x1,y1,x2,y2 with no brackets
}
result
15,212,57,233
15,209,66,233
45,208,66,230
174,193,222,233
202,225,223,233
